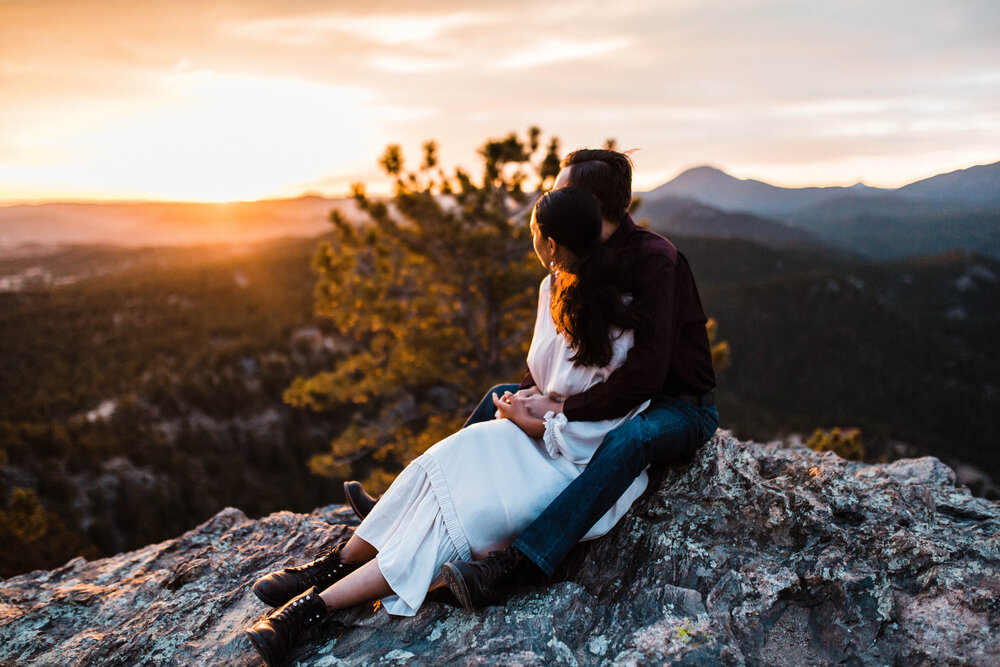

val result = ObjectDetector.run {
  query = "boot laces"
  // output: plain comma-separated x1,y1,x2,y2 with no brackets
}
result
478,548,521,583
272,593,322,637
286,544,350,587
286,546,335,574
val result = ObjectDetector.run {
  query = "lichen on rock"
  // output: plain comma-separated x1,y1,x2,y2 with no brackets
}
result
1,432,997,665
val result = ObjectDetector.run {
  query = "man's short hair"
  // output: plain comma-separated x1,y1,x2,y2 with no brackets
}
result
561,149,633,222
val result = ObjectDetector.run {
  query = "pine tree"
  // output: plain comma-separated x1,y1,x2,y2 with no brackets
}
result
706,318,731,371
285,129,561,491
0,487,98,577
806,427,865,461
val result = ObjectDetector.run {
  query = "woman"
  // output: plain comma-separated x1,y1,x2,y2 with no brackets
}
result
246,186,650,665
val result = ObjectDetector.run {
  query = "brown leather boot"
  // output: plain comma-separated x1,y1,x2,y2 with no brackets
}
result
343,480,378,520
246,586,327,666
252,541,361,607
440,546,525,612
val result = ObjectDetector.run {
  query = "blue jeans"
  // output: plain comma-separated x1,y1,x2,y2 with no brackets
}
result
464,388,719,576
462,383,521,428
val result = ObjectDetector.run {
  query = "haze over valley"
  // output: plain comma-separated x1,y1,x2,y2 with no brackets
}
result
2,160,997,261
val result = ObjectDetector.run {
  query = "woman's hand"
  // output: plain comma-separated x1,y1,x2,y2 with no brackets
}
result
493,392,546,438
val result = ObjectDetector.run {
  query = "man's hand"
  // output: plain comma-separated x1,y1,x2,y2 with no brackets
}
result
493,392,545,438
520,394,564,419
515,386,542,399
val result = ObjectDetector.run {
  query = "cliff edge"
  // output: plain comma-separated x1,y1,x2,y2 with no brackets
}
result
1,432,998,666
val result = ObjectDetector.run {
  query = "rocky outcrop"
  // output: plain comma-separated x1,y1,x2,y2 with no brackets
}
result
1,432,998,665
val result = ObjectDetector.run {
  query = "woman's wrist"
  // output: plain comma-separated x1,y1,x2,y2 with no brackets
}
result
520,415,545,438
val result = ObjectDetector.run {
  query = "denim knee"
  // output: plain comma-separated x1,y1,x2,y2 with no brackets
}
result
592,419,651,477
702,406,720,440
463,383,520,428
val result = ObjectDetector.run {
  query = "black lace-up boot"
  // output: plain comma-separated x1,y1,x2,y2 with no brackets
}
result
252,541,361,607
440,546,525,612
246,586,327,666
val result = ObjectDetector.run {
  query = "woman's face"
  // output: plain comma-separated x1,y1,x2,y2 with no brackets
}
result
530,210,552,269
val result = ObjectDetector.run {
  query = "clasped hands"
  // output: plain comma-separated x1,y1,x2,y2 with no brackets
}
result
492,386,565,439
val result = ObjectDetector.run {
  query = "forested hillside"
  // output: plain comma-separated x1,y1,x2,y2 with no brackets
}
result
690,242,1000,470
0,239,353,576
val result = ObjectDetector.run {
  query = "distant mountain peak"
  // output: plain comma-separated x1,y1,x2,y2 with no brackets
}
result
678,164,728,175
645,165,805,218
671,165,742,183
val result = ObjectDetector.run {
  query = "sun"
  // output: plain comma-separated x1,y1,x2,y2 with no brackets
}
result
0,72,381,203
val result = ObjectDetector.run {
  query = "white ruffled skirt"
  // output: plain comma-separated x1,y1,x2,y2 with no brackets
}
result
355,414,647,616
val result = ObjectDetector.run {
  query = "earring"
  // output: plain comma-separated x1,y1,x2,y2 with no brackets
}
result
548,260,556,272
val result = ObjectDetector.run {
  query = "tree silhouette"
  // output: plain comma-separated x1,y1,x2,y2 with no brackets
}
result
286,129,561,491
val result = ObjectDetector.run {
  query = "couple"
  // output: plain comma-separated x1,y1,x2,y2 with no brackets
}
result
246,149,719,665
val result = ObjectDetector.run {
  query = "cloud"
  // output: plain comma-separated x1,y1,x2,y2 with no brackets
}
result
228,10,498,47
370,54,459,74
1,0,998,200
496,37,632,70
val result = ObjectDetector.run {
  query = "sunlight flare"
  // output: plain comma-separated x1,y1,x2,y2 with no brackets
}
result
0,72,379,202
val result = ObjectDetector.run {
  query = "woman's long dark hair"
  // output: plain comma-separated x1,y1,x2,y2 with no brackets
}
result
534,186,638,367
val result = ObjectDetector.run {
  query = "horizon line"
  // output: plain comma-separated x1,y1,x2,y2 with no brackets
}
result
2,158,996,208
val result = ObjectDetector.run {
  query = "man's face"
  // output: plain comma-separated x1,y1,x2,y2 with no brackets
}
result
552,165,573,191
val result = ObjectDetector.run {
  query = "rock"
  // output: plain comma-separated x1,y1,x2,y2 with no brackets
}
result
1,432,997,665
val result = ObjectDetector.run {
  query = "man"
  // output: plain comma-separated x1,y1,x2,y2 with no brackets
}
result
349,148,718,610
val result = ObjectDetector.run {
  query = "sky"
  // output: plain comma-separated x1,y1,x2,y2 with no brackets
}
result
1,0,998,203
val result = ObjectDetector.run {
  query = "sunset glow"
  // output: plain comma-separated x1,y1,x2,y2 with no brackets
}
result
1,0,998,203
1,70,382,202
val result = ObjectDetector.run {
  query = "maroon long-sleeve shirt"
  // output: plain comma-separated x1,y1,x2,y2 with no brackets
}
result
520,215,716,422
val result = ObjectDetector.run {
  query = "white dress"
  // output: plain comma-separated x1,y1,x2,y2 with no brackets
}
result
355,275,650,616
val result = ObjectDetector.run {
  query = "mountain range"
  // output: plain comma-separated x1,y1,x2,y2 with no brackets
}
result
1,160,997,259
642,161,1000,259
646,161,1000,215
